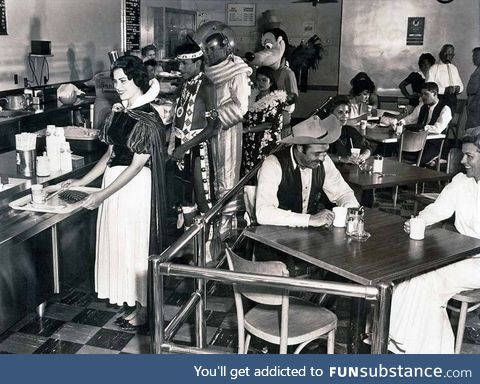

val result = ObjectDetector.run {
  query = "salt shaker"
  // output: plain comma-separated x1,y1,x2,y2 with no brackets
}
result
373,155,383,174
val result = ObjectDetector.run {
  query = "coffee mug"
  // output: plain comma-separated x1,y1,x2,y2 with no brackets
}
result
409,217,426,240
332,206,348,228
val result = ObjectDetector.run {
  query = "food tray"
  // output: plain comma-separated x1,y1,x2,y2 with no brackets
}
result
9,187,100,214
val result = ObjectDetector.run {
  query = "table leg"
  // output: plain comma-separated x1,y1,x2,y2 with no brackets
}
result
348,297,367,353
51,224,60,294
371,282,393,354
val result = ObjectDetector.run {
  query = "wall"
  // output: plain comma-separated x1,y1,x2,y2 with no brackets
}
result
141,0,343,116
0,0,122,91
339,0,480,98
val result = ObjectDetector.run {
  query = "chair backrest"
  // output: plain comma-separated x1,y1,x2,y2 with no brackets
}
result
446,147,464,175
225,246,288,305
398,129,428,166
225,246,290,354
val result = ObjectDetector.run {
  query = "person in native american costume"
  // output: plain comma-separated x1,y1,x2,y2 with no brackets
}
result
168,42,218,218
195,22,253,240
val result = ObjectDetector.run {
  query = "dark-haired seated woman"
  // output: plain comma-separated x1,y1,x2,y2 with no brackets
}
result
347,72,377,125
327,95,371,164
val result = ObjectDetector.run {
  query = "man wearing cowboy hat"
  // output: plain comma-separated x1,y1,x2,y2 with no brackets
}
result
256,114,359,227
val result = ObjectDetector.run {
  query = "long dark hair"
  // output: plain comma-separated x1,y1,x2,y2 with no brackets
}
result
111,55,150,93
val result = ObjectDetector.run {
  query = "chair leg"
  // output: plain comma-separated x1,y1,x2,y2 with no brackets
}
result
455,301,469,354
293,340,311,354
393,186,399,208
244,334,251,354
327,329,336,354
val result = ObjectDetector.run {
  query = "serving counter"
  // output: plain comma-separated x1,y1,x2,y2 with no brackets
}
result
0,149,103,334
0,97,95,153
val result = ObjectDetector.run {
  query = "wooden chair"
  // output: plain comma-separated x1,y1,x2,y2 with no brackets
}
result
447,289,480,354
393,129,429,207
225,246,337,354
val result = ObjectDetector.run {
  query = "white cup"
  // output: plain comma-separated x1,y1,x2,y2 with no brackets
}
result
360,120,367,130
31,184,45,205
332,206,348,228
350,148,361,158
373,156,383,173
409,217,426,240
182,205,198,227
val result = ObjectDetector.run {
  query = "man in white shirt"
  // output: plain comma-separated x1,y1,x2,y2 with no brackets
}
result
256,114,359,228
389,126,480,354
399,82,452,165
426,44,464,112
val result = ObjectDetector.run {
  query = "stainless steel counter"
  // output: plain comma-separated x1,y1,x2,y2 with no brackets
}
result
0,149,102,334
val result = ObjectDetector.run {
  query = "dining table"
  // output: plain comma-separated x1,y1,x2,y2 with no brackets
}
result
333,157,452,191
242,208,480,354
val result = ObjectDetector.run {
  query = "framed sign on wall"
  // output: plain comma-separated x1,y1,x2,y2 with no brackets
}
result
227,3,256,27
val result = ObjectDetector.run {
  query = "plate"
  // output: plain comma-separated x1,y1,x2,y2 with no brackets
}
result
9,187,100,214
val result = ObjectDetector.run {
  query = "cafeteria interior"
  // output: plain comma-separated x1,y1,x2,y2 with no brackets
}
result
1,0,480,355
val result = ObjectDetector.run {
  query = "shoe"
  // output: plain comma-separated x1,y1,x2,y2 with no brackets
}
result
113,317,128,326
118,320,148,332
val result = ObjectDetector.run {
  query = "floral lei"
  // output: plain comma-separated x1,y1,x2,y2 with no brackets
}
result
248,90,287,118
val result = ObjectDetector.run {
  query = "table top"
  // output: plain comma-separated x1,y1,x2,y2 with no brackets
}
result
361,125,445,144
243,209,480,286
333,157,451,190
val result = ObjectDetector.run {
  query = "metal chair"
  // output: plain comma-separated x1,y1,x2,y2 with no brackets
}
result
447,289,480,354
225,246,337,354
393,129,429,207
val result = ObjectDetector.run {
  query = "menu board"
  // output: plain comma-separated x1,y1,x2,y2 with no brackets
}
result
0,0,7,35
227,3,255,27
124,0,140,51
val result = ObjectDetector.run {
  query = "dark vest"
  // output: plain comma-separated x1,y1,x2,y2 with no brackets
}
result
274,147,331,214
417,100,448,126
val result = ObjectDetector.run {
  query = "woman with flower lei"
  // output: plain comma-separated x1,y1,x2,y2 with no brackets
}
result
242,66,287,175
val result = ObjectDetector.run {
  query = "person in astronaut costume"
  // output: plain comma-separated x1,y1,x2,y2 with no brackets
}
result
195,22,252,241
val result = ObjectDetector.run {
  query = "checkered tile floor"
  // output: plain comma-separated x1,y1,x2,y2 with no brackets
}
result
1,276,479,354
1,183,479,354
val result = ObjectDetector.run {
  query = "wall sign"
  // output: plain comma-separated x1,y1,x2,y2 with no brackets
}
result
123,0,141,52
0,0,7,35
227,3,256,27
406,17,425,46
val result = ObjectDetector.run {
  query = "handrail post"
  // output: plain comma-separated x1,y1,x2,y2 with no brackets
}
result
151,258,166,354
371,282,393,354
194,219,207,349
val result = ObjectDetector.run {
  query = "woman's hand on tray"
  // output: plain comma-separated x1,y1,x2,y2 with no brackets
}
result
82,191,105,210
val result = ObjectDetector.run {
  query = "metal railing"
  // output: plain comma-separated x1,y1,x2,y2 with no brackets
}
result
148,146,391,354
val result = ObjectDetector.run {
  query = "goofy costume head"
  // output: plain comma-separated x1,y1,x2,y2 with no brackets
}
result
245,28,288,70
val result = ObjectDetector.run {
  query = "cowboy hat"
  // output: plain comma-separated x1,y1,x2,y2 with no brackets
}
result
280,114,342,145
